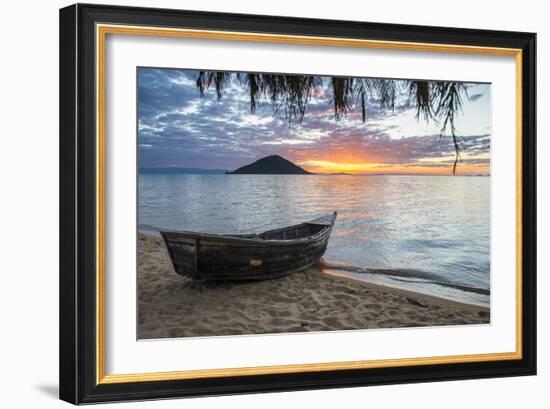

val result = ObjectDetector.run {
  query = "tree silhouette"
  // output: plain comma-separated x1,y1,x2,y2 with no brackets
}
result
195,72,470,174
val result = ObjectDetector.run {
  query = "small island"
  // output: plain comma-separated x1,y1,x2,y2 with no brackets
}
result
227,155,311,175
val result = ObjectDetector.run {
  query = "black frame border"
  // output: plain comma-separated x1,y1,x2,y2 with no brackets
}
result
59,3,536,404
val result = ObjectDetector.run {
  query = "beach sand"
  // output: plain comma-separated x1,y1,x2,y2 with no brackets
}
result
138,233,490,339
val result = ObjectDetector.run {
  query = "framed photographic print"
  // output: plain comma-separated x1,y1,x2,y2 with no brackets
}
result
59,3,536,404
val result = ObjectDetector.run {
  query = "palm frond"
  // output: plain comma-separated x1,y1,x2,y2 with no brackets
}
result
193,72,470,173
330,77,354,120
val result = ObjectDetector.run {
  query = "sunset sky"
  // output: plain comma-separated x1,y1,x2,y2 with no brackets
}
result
138,68,491,175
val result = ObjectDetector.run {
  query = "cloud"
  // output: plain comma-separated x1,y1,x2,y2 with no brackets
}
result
138,68,491,173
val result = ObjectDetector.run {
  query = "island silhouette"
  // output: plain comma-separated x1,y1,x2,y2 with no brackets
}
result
227,155,311,175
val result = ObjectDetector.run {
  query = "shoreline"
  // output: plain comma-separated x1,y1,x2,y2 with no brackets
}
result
317,268,489,312
139,227,488,310
138,233,490,339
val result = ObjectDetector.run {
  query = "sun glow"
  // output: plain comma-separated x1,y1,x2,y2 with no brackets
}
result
300,160,378,174
298,159,489,176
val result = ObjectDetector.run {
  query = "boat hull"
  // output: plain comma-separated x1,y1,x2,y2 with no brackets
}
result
160,212,336,281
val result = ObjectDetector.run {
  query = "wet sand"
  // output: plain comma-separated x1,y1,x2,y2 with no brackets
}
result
138,233,490,339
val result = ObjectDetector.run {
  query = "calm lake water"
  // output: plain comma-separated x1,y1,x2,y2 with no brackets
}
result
139,174,490,307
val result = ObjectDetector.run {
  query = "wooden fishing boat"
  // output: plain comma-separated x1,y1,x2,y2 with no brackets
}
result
160,211,337,281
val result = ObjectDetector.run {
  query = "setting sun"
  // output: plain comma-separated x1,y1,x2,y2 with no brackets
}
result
299,160,378,174
297,159,489,176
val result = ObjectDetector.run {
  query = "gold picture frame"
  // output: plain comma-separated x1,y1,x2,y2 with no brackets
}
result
60,3,536,404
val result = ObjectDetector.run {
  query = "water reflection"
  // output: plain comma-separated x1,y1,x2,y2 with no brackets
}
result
139,174,490,306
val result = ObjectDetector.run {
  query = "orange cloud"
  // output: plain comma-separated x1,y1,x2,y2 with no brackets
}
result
301,160,487,175
281,134,490,176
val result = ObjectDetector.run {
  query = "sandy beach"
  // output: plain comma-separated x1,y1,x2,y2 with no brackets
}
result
138,233,490,339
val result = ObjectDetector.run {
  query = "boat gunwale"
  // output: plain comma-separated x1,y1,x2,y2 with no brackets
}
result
160,212,337,246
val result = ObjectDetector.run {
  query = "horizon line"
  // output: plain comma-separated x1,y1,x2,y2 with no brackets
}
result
139,167,490,177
